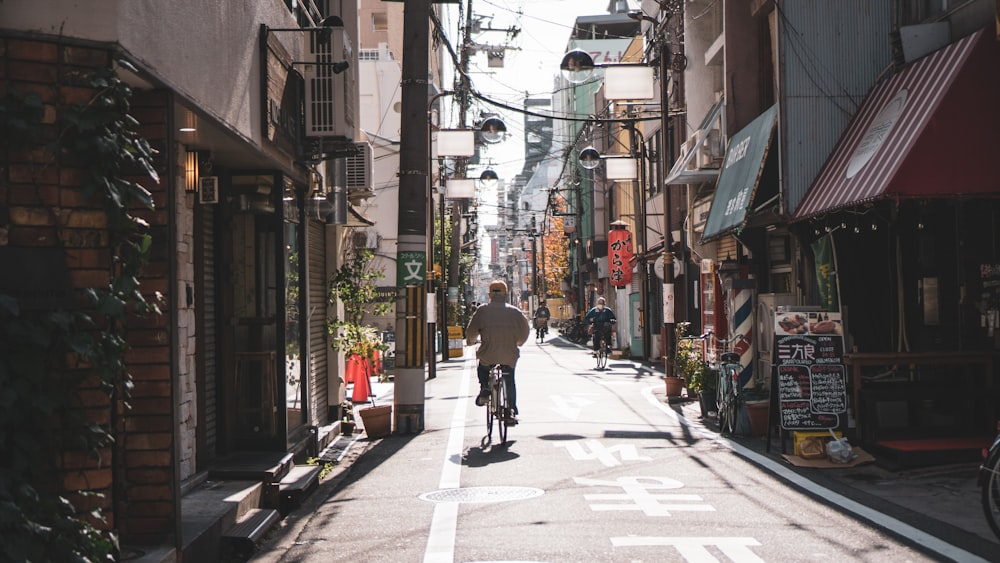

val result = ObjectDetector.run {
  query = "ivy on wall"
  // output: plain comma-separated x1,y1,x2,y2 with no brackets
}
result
0,60,159,561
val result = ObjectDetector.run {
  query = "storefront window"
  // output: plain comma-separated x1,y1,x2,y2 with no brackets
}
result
284,182,305,435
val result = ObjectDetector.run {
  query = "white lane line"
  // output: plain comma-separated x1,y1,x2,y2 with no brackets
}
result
423,359,474,563
641,385,990,563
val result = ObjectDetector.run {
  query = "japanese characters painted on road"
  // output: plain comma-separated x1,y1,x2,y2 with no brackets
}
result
774,310,847,430
608,222,633,287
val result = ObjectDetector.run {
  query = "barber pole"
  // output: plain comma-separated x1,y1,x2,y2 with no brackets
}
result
731,284,754,389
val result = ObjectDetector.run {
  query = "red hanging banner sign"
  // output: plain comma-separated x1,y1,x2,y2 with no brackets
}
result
608,224,633,287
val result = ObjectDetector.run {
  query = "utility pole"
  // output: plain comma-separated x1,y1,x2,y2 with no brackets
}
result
395,0,431,433
660,40,676,379
443,0,475,362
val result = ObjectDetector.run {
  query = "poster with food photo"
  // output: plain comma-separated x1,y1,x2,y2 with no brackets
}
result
775,312,843,335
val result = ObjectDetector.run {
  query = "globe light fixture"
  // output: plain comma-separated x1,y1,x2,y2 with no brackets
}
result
578,146,601,170
560,49,595,84
480,116,507,144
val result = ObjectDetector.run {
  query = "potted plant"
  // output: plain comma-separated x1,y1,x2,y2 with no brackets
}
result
669,322,701,399
327,247,393,436
742,377,770,437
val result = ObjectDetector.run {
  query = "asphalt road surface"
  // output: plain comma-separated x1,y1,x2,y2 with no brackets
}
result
252,333,984,562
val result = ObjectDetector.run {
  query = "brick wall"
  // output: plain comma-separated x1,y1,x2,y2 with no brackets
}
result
174,140,198,480
1,36,177,546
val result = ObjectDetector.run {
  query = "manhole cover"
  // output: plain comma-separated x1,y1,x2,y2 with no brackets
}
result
419,486,544,504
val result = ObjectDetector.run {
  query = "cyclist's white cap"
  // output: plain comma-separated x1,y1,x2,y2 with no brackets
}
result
489,280,508,296
596,297,606,304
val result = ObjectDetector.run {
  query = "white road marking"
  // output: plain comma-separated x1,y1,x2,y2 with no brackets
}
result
641,384,991,563
555,439,652,467
576,476,715,516
611,536,764,563
422,361,474,563
549,394,596,419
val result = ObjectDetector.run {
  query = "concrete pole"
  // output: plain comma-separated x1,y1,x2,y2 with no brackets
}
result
660,41,676,379
394,0,430,432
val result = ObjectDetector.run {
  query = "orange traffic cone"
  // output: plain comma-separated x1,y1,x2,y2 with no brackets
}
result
351,360,372,403
344,354,361,384
373,349,381,376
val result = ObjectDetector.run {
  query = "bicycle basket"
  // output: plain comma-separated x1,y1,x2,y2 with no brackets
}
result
720,352,741,364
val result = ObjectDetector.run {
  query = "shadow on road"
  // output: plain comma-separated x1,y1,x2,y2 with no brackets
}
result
462,442,520,467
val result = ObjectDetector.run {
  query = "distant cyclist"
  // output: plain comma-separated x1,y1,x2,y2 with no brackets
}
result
584,297,616,356
533,300,551,341
465,281,530,420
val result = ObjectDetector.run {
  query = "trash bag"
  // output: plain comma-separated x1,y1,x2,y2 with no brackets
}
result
825,429,857,463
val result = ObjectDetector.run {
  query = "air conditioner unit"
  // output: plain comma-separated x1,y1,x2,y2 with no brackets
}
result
696,128,724,169
198,176,219,204
682,132,700,171
303,28,355,139
345,141,373,199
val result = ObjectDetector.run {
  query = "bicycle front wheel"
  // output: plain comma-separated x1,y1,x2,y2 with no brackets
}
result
717,368,737,435
983,449,1000,540
596,344,608,369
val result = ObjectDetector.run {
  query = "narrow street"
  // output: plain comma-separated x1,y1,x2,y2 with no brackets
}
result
250,335,987,563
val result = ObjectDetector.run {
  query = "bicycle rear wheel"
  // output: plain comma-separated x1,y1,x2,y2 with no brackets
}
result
494,372,509,444
983,449,1000,540
485,366,499,441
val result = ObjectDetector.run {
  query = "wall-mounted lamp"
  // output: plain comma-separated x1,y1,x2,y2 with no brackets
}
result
184,150,200,193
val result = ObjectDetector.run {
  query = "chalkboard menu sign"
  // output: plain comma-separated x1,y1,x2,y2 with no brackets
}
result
774,311,847,430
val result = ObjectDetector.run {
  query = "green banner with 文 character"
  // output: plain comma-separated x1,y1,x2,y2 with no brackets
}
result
396,251,426,286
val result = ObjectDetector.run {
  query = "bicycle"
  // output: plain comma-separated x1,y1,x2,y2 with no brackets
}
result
590,320,614,370
979,426,1000,540
485,363,515,445
533,316,549,342
706,331,747,435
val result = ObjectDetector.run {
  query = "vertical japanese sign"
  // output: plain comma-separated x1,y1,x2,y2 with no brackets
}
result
774,311,847,430
608,226,633,287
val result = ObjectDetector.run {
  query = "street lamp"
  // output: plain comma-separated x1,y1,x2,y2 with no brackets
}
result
426,94,505,370
563,53,659,364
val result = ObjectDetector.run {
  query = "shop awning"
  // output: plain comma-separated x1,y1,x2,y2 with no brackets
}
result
792,29,1000,221
702,104,779,242
664,99,725,185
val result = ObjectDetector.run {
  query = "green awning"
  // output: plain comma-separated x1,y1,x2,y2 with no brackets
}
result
702,104,778,242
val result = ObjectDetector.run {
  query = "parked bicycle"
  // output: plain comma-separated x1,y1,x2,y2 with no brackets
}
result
485,363,515,446
705,330,747,435
559,317,589,345
979,425,1000,540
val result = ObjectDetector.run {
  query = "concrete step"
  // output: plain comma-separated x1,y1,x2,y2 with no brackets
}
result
220,507,282,560
179,480,262,563
278,465,322,515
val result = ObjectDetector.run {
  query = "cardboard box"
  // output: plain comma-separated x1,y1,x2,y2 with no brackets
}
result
793,430,842,456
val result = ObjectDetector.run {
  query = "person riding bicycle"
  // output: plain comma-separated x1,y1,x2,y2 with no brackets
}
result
465,280,530,420
584,297,616,356
533,301,551,340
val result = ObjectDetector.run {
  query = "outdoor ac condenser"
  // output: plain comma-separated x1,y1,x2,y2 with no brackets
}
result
303,28,355,139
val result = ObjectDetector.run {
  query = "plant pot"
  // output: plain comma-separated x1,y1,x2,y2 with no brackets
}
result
698,390,717,418
664,376,686,397
745,400,769,437
358,404,392,438
340,420,356,436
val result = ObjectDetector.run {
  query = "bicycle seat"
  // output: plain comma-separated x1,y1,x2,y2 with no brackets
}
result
720,352,741,364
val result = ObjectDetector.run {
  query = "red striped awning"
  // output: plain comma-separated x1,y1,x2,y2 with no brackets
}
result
792,29,1000,221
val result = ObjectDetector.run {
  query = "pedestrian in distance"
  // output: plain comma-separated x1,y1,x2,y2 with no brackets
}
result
533,300,551,342
584,296,616,356
465,280,530,420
